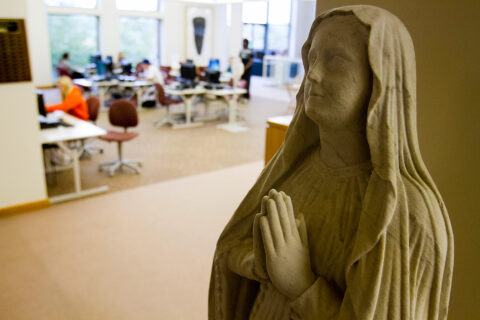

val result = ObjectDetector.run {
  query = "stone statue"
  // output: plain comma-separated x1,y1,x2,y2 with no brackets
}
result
209,5,453,320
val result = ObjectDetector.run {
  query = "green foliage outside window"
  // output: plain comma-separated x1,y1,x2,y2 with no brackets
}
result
118,17,159,66
48,14,99,77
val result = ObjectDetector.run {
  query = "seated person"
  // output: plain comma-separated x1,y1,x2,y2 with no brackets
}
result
46,76,89,120
140,59,165,107
57,52,84,79
142,59,164,85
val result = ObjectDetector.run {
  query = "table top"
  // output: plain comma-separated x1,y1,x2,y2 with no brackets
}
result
118,80,152,87
164,86,207,95
165,85,246,96
267,115,293,128
73,79,118,88
73,78,152,88
206,87,247,95
39,111,106,144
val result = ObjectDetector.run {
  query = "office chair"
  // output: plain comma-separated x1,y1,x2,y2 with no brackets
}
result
56,66,72,78
160,66,176,84
197,66,207,81
81,96,104,159
99,99,141,176
153,83,184,127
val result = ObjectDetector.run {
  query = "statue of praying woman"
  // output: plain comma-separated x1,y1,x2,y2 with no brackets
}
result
209,5,453,320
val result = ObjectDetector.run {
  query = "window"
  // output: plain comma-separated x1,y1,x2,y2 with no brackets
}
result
116,0,159,11
118,17,160,65
44,0,97,9
243,24,266,51
267,25,289,53
242,0,292,56
48,14,99,77
242,1,267,24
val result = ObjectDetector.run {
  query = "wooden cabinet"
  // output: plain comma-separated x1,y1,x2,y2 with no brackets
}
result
265,115,293,164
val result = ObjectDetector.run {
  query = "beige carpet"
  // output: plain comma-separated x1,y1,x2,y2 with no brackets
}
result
0,161,263,320
43,81,291,197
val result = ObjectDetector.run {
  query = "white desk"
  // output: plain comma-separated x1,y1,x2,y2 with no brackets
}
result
262,56,303,86
164,86,206,129
206,87,248,132
39,112,108,203
118,80,153,107
73,79,153,108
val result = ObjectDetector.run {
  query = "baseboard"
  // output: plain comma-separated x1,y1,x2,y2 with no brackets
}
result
36,85,56,89
0,199,50,217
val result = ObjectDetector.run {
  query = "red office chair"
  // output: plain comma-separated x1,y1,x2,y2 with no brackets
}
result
197,66,207,81
99,99,141,176
81,96,104,158
56,66,72,78
160,66,176,84
153,83,184,127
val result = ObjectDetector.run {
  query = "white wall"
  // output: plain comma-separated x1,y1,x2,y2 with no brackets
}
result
163,1,187,66
0,1,48,209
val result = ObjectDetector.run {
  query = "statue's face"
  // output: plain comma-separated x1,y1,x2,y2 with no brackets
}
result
305,15,371,131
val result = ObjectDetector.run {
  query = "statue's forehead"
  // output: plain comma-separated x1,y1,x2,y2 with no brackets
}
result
310,16,368,53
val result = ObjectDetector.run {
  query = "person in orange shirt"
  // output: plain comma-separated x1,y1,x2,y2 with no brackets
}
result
46,76,89,120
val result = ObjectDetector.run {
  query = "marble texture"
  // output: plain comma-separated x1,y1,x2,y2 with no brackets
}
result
209,5,453,320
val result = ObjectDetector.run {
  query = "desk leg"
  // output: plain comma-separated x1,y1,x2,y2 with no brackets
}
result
136,87,143,108
173,95,203,129
217,93,248,133
49,141,108,203
99,87,106,109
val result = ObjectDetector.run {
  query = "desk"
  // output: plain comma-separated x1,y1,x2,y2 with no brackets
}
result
73,79,152,108
206,87,248,132
164,86,206,129
118,80,152,107
262,56,303,86
39,112,108,203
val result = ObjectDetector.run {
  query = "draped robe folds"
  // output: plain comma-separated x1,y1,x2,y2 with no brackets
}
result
208,5,453,320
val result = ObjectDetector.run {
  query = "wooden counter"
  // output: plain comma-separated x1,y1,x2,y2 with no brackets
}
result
265,115,293,164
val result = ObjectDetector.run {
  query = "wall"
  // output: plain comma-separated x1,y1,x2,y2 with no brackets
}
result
0,1,48,209
315,1,480,319
163,1,187,66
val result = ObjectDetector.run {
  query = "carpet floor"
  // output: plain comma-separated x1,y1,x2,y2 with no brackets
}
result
0,161,264,320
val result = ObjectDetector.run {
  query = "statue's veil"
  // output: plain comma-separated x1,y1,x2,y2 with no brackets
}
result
209,6,453,319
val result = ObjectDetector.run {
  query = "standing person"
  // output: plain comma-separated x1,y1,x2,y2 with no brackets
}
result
140,59,165,107
46,76,89,120
239,39,253,99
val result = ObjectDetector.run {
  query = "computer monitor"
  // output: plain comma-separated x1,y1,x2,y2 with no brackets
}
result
36,90,46,116
122,62,132,75
90,54,101,64
208,59,220,71
180,62,196,81
205,69,220,84
105,60,114,74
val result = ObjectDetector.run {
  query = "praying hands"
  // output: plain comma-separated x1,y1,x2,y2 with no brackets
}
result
253,189,316,300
